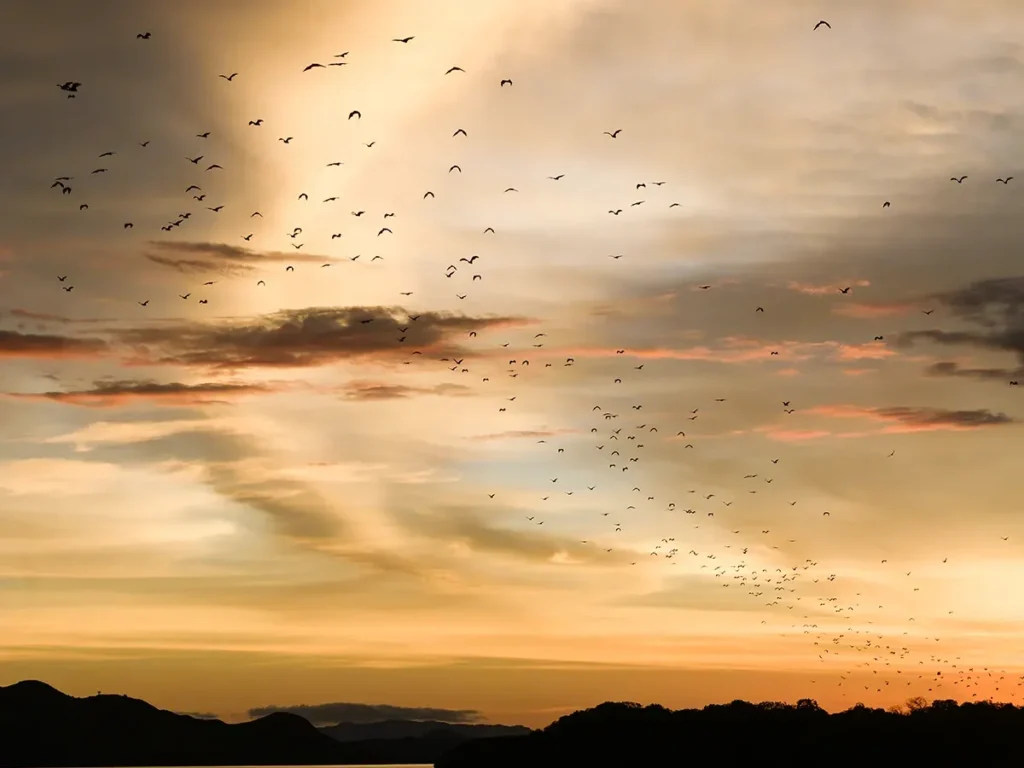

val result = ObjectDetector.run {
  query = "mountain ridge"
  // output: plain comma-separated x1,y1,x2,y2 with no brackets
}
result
0,680,524,767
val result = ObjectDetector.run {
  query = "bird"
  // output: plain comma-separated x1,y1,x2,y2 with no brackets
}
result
248,119,264,126
445,66,465,75
604,130,622,138
882,201,891,208
348,110,361,120
813,20,830,30
997,177,1013,184
136,32,151,39
950,175,967,183
303,63,325,71
219,73,238,81
393,36,415,43
500,79,512,86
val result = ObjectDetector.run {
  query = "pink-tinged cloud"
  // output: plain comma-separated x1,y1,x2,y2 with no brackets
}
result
470,429,578,441
805,404,1015,432
6,380,273,407
832,301,917,319
552,340,819,364
842,368,877,376
763,429,832,442
775,368,800,376
833,342,896,361
788,279,870,296
555,338,888,365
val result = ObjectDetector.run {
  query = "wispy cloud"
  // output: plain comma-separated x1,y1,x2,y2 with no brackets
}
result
341,381,474,401
7,380,274,407
144,241,339,274
0,330,107,359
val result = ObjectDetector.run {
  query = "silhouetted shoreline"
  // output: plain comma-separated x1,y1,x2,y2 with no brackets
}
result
435,699,1024,767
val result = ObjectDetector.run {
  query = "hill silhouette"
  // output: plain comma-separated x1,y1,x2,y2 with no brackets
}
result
0,680,522,767
435,698,1024,768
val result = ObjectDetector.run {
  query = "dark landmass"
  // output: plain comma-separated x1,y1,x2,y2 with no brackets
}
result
0,680,526,767
435,698,1024,768
320,718,530,741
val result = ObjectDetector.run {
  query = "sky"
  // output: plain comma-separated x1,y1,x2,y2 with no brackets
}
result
2,0,1024,729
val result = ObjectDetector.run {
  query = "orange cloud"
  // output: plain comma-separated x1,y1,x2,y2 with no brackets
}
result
0,330,107,359
341,381,474,401
833,342,896,361
832,301,917,319
787,279,870,296
762,429,832,442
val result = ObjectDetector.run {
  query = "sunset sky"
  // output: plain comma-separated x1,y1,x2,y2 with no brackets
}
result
2,0,1024,728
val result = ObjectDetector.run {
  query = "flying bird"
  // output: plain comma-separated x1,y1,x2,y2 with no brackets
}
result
814,20,831,29
604,130,622,138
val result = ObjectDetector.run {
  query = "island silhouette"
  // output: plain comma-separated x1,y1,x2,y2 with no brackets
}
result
0,680,526,767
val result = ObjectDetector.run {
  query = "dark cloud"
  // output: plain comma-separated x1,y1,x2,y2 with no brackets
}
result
341,381,473,401
899,277,1024,380
115,306,526,370
874,406,1015,429
395,505,632,566
0,329,107,358
144,241,338,275
7,379,272,406
175,711,220,720
248,701,484,726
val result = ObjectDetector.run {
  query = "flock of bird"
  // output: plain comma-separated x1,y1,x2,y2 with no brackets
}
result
39,20,1023,707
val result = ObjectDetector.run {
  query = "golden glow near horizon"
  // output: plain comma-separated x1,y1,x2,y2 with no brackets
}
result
3,0,1024,728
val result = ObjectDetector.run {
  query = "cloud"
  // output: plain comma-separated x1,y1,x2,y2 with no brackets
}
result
115,306,527,370
832,301,919,319
788,279,870,296
247,701,484,726
899,277,1024,378
395,505,631,566
806,404,1016,432
0,329,108,358
470,429,576,441
341,381,474,401
144,241,337,275
7,380,274,407
175,711,221,720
